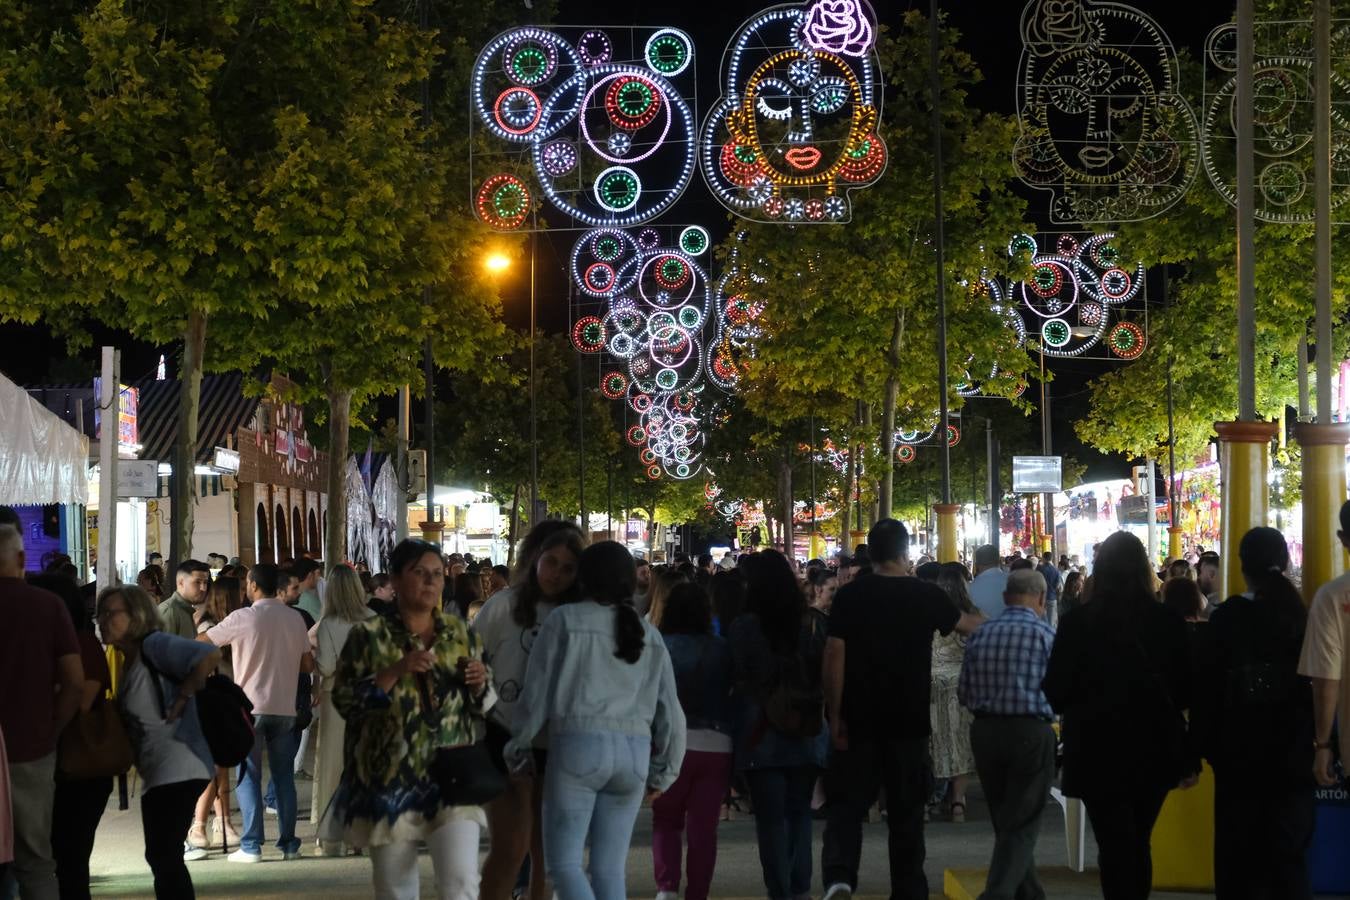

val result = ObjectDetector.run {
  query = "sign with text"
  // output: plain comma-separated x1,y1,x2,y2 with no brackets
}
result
117,460,160,498
1012,455,1062,494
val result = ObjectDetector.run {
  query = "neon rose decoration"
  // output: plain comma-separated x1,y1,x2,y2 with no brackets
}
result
799,0,875,58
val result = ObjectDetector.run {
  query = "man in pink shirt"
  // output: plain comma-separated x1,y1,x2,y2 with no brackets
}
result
203,563,314,863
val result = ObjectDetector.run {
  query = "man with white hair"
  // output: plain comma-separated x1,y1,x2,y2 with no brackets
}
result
0,524,84,899
959,568,1057,900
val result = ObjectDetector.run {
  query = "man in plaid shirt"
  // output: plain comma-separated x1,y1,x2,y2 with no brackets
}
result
958,568,1056,900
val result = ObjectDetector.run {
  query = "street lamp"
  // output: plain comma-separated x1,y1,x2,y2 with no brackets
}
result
484,252,511,274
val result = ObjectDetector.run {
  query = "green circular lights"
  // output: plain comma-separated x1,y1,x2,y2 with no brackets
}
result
734,144,759,165
661,257,686,282
847,138,873,160
645,30,690,76
679,226,709,256
656,368,679,389
1009,234,1037,257
512,46,549,84
678,306,701,328
494,182,527,218
1042,318,1071,348
595,167,640,212
594,236,621,261
616,80,655,117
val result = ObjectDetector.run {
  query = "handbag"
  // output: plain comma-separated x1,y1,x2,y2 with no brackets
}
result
59,703,133,779
431,742,508,807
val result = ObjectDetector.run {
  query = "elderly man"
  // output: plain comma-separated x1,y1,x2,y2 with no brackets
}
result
959,569,1057,900
969,544,1008,621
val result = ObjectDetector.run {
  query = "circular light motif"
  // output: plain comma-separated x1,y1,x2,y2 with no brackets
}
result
572,316,606,353
627,426,647,446
1031,264,1064,298
609,333,637,357
645,29,692,76
505,39,557,86
1009,234,1037,257
594,166,641,212
896,444,916,464
493,87,542,136
720,141,763,187
1108,321,1146,359
1056,234,1080,256
630,393,652,413
679,226,709,256
475,174,530,230
1078,302,1104,326
637,228,660,249
805,199,825,220
605,75,663,131
839,134,886,183
540,141,577,177
824,196,848,220
606,132,633,156
678,305,702,329
601,372,628,399
577,30,612,66
583,262,616,294
762,196,785,218
1091,240,1120,268
1100,268,1132,300
1042,318,1072,348
947,425,961,448
641,448,658,465
653,255,690,290
656,368,679,390
647,464,663,480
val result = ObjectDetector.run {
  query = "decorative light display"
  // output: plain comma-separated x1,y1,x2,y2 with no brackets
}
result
1201,20,1350,224
471,27,699,231
1014,0,1199,224
572,226,727,479
702,0,886,223
896,444,916,464
1107,320,1147,359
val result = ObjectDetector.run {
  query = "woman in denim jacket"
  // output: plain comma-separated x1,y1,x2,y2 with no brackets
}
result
96,585,220,897
507,541,686,900
651,582,736,900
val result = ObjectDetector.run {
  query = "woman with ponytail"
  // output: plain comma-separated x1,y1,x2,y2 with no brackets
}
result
506,541,686,900
1193,527,1313,897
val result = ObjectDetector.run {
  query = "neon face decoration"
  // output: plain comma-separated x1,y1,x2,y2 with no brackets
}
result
1014,0,1199,224
702,0,886,223
471,27,698,231
1202,20,1350,224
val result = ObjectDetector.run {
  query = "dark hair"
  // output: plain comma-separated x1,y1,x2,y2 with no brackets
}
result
514,523,586,628
1341,499,1350,535
742,549,804,653
659,583,713,635
711,570,747,631
492,564,510,581
936,564,976,615
915,561,942,582
697,553,713,568
867,519,908,563
0,506,20,530
388,538,441,577
1237,528,1306,634
1062,570,1084,606
1009,557,1035,571
452,572,482,618
1197,552,1220,571
370,573,391,594
248,562,283,598
292,557,321,580
177,558,210,578
578,541,644,664
206,576,243,624
29,572,90,633
1091,531,1157,622
1161,577,1204,621
806,566,835,588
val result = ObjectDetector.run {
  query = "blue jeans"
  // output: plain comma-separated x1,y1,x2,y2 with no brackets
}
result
237,714,300,855
746,765,817,899
543,731,650,900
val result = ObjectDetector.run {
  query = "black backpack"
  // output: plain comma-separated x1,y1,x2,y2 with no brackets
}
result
142,652,256,767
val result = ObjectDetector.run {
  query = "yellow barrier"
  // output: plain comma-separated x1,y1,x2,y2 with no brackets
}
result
1149,762,1215,890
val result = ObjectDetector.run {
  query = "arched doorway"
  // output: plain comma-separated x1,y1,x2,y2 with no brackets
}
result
255,503,271,564
308,510,320,557
292,508,304,560
274,504,289,561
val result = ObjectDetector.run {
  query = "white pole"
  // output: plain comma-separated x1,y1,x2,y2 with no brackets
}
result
97,347,120,591
1146,458,1158,566
396,385,409,541
1315,0,1332,423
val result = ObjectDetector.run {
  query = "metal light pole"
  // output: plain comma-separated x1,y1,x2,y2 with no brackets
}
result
929,0,957,562
416,0,441,543
529,223,539,523
1236,0,1256,421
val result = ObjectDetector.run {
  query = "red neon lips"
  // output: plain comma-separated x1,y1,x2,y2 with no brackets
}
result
784,146,822,170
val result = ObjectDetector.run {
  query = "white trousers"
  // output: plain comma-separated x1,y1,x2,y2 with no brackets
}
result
369,819,481,900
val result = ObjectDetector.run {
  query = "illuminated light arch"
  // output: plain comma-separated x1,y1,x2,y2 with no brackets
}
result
475,174,531,230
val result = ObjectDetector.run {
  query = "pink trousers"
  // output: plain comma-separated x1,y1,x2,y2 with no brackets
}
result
651,749,733,900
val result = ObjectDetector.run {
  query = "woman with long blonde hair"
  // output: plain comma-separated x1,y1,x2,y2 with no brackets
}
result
311,564,376,855
188,576,244,850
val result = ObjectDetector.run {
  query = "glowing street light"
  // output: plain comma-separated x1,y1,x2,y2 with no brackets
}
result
484,252,511,273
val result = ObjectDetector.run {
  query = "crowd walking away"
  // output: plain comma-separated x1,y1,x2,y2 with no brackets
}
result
2,502,1347,900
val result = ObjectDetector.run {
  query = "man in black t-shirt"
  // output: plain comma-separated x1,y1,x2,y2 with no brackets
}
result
820,519,983,900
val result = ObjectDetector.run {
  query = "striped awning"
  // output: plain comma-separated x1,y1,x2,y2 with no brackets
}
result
135,372,259,465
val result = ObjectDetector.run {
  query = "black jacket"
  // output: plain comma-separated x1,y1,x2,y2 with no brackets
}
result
1043,596,1196,798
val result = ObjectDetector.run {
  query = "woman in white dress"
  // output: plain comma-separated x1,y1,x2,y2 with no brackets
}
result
311,564,375,855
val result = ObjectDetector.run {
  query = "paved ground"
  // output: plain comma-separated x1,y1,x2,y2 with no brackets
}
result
84,770,1225,899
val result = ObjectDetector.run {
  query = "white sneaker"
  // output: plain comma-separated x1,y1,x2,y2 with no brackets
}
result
656,893,679,900
823,884,853,900
227,848,263,864
182,843,208,862
265,805,278,818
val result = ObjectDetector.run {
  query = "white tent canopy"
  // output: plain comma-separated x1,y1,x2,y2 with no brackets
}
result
0,369,89,506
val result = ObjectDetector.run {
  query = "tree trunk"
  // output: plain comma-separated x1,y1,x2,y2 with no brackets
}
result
879,310,906,519
324,386,352,566
840,447,855,549
170,309,208,569
507,483,521,568
780,445,795,559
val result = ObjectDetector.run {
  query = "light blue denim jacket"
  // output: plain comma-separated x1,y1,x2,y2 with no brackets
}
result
137,630,218,772
505,600,687,790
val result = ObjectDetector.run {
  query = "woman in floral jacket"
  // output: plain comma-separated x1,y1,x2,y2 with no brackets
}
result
334,539,496,900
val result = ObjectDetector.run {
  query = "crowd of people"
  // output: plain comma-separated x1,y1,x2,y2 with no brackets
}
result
0,497,1346,900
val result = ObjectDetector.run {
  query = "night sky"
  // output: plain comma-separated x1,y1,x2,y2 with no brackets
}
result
3,0,1242,479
